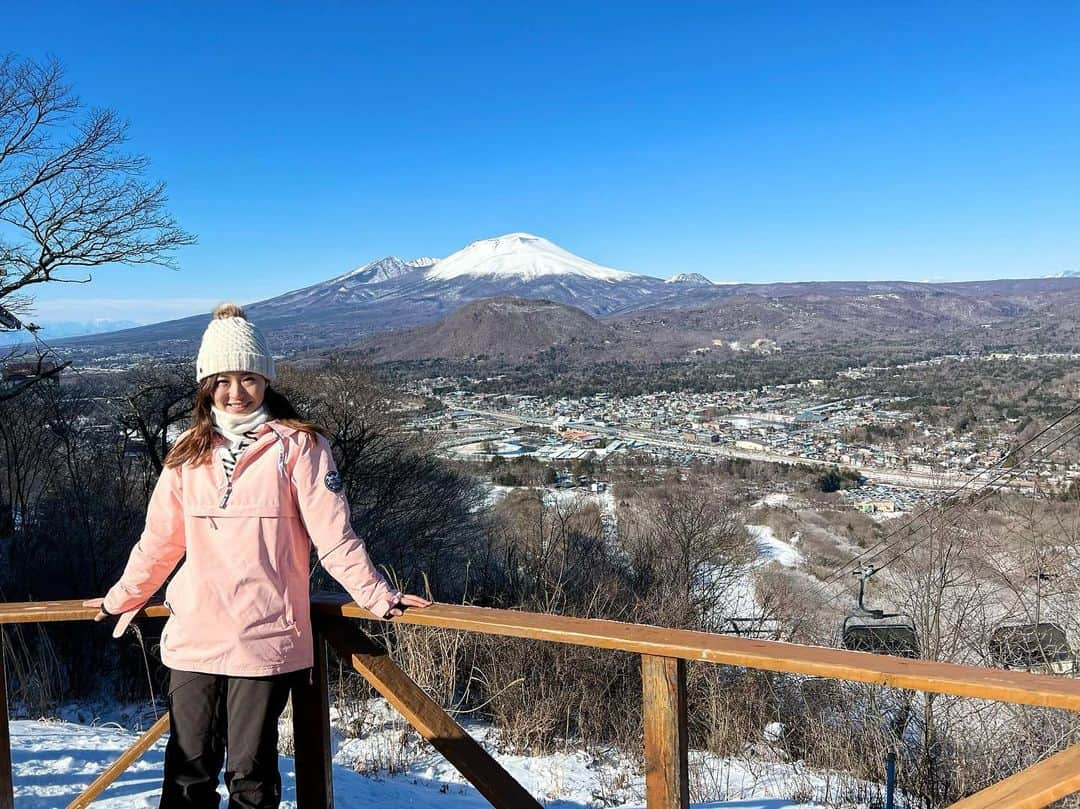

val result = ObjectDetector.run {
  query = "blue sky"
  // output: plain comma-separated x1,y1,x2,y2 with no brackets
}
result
7,2,1080,324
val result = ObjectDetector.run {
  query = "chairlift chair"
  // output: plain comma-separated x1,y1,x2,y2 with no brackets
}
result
723,616,782,640
841,567,920,658
988,622,1076,675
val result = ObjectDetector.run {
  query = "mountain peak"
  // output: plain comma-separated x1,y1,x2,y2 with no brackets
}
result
667,272,714,285
333,255,435,285
423,233,640,283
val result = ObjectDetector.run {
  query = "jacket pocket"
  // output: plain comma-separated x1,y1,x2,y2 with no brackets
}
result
231,574,296,641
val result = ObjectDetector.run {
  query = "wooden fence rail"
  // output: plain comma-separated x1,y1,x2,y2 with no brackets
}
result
1,597,1080,808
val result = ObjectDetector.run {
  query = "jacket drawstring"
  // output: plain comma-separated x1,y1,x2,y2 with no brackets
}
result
217,427,286,509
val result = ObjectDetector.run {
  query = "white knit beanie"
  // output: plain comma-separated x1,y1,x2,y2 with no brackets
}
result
195,303,276,382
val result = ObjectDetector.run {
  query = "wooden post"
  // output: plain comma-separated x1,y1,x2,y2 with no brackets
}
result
642,654,688,809
0,631,12,809
320,617,543,809
292,626,334,808
67,713,170,808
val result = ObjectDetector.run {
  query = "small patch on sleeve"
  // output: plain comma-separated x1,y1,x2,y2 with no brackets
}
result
324,471,344,493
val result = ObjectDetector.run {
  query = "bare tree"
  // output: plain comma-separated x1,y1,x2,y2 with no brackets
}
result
0,54,194,394
121,361,196,473
625,483,752,631
276,363,488,598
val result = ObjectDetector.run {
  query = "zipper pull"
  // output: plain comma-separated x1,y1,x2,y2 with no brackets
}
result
219,481,233,509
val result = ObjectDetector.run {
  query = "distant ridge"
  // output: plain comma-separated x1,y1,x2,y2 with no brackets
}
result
56,233,1080,359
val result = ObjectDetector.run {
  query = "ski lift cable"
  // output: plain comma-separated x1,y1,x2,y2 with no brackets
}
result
809,420,1080,622
812,402,1080,592
848,418,1080,590
806,416,1080,615
856,419,1080,578
823,401,1080,584
869,423,1080,575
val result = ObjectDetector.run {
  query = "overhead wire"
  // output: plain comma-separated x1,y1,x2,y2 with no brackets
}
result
808,400,1080,595
870,421,1080,574
808,416,1080,616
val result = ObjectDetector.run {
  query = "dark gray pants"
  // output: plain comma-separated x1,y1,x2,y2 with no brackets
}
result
159,668,301,809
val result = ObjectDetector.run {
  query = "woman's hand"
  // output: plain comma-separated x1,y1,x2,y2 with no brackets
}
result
82,598,110,623
82,597,136,638
384,593,432,618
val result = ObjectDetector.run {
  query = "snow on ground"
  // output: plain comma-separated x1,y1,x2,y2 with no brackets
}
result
11,704,879,808
750,493,792,509
703,524,806,621
746,525,804,568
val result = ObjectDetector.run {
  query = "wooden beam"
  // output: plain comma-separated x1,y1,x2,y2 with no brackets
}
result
312,597,1080,712
0,600,169,625
642,655,689,809
0,631,12,809
66,713,170,809
319,617,542,809
292,627,334,809
10,597,1080,713
946,743,1080,809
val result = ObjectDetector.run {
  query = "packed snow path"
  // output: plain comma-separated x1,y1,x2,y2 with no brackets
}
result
11,719,833,808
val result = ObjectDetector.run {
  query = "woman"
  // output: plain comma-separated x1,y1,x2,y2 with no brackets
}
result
86,303,430,808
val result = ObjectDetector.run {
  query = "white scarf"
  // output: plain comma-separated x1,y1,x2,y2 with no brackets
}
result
211,405,270,450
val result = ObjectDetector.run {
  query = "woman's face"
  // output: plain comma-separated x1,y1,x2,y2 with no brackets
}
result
211,372,268,414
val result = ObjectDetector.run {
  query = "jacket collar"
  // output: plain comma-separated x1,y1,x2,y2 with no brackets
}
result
261,420,301,439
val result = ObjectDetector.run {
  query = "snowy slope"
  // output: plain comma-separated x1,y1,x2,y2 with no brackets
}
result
747,524,804,568
11,712,876,808
333,256,438,285
425,233,639,283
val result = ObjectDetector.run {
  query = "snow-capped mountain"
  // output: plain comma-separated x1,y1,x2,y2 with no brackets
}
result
425,233,637,283
259,233,665,320
666,272,714,285
66,234,670,352
413,233,666,316
67,232,1080,358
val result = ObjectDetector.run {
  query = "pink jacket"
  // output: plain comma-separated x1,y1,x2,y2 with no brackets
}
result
103,422,401,676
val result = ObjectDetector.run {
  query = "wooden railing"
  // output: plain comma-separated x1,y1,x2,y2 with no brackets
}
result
2,596,1080,808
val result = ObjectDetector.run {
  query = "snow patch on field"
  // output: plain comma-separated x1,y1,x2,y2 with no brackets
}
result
751,493,792,509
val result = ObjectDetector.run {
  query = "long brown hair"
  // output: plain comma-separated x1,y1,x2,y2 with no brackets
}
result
166,378,320,468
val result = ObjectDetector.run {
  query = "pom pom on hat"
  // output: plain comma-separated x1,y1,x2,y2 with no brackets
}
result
213,302,247,320
195,302,276,382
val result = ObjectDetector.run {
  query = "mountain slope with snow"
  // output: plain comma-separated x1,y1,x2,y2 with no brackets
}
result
334,256,438,285
425,233,639,283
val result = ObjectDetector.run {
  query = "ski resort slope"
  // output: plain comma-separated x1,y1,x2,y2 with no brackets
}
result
11,718,850,808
